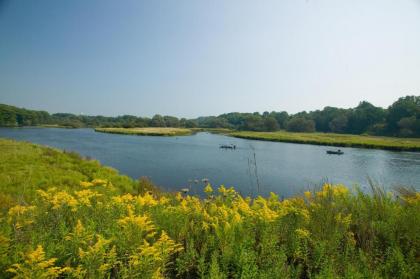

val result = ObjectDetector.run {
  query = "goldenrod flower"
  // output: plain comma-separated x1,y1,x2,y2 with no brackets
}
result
204,184,213,194
295,228,310,239
74,189,102,207
79,181,94,188
7,245,70,278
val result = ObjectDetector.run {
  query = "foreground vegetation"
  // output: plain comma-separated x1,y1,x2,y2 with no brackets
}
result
94,127,193,136
0,139,419,278
230,130,420,151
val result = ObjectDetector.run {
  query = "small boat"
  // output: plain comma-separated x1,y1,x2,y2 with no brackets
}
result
326,149,344,155
219,144,236,149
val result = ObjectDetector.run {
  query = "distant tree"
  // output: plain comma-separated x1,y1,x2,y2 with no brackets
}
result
151,114,166,127
242,114,264,131
163,116,180,127
185,119,198,128
263,117,279,131
272,111,289,129
387,96,420,136
398,116,419,137
310,107,346,132
196,116,230,128
347,102,386,134
134,117,149,127
329,115,348,133
286,117,315,132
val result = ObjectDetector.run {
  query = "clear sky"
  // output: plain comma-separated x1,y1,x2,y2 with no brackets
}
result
0,0,419,118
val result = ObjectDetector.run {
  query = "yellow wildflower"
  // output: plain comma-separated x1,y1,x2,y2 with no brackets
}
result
335,213,352,227
37,188,78,211
218,185,227,195
128,231,182,276
112,193,134,205
234,196,253,216
403,192,420,205
79,235,111,259
8,205,35,217
8,205,36,229
295,228,310,239
64,219,93,243
118,208,156,239
79,181,94,188
7,245,70,278
74,189,102,207
316,184,349,198
91,178,107,186
204,184,213,194
158,196,170,205
77,236,117,277
137,192,158,207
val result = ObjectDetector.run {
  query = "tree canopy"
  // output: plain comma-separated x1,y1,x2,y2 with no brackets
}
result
1,95,419,137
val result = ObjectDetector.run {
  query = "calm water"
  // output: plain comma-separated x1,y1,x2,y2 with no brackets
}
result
1,128,419,197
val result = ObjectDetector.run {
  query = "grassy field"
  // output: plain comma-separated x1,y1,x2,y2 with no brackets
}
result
190,127,233,134
0,138,419,278
229,130,420,151
38,124,76,128
95,127,193,136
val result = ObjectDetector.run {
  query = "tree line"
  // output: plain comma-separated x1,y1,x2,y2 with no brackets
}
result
1,95,419,137
197,96,420,137
0,104,198,129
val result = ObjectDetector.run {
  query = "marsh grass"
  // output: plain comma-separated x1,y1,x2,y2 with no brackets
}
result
94,127,193,136
0,139,419,278
229,130,420,151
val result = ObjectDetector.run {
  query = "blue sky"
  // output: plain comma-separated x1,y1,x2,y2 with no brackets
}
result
0,0,419,117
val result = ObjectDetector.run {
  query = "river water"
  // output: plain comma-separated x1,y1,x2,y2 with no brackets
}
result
1,128,419,197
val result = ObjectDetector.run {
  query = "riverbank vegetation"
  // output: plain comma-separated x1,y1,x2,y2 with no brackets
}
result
2,95,419,137
230,130,420,151
95,127,193,136
0,138,419,278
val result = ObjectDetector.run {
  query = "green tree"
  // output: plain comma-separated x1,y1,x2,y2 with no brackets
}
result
151,114,166,127
264,117,279,131
387,96,420,136
347,102,386,134
329,115,348,133
286,117,315,132
242,114,264,131
163,116,180,127
272,111,289,129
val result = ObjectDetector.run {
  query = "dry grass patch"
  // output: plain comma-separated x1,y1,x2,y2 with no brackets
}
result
95,127,193,136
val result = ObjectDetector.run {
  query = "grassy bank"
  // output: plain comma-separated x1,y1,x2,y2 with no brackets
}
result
95,127,193,136
1,139,419,278
38,124,78,129
229,130,420,151
0,139,155,205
